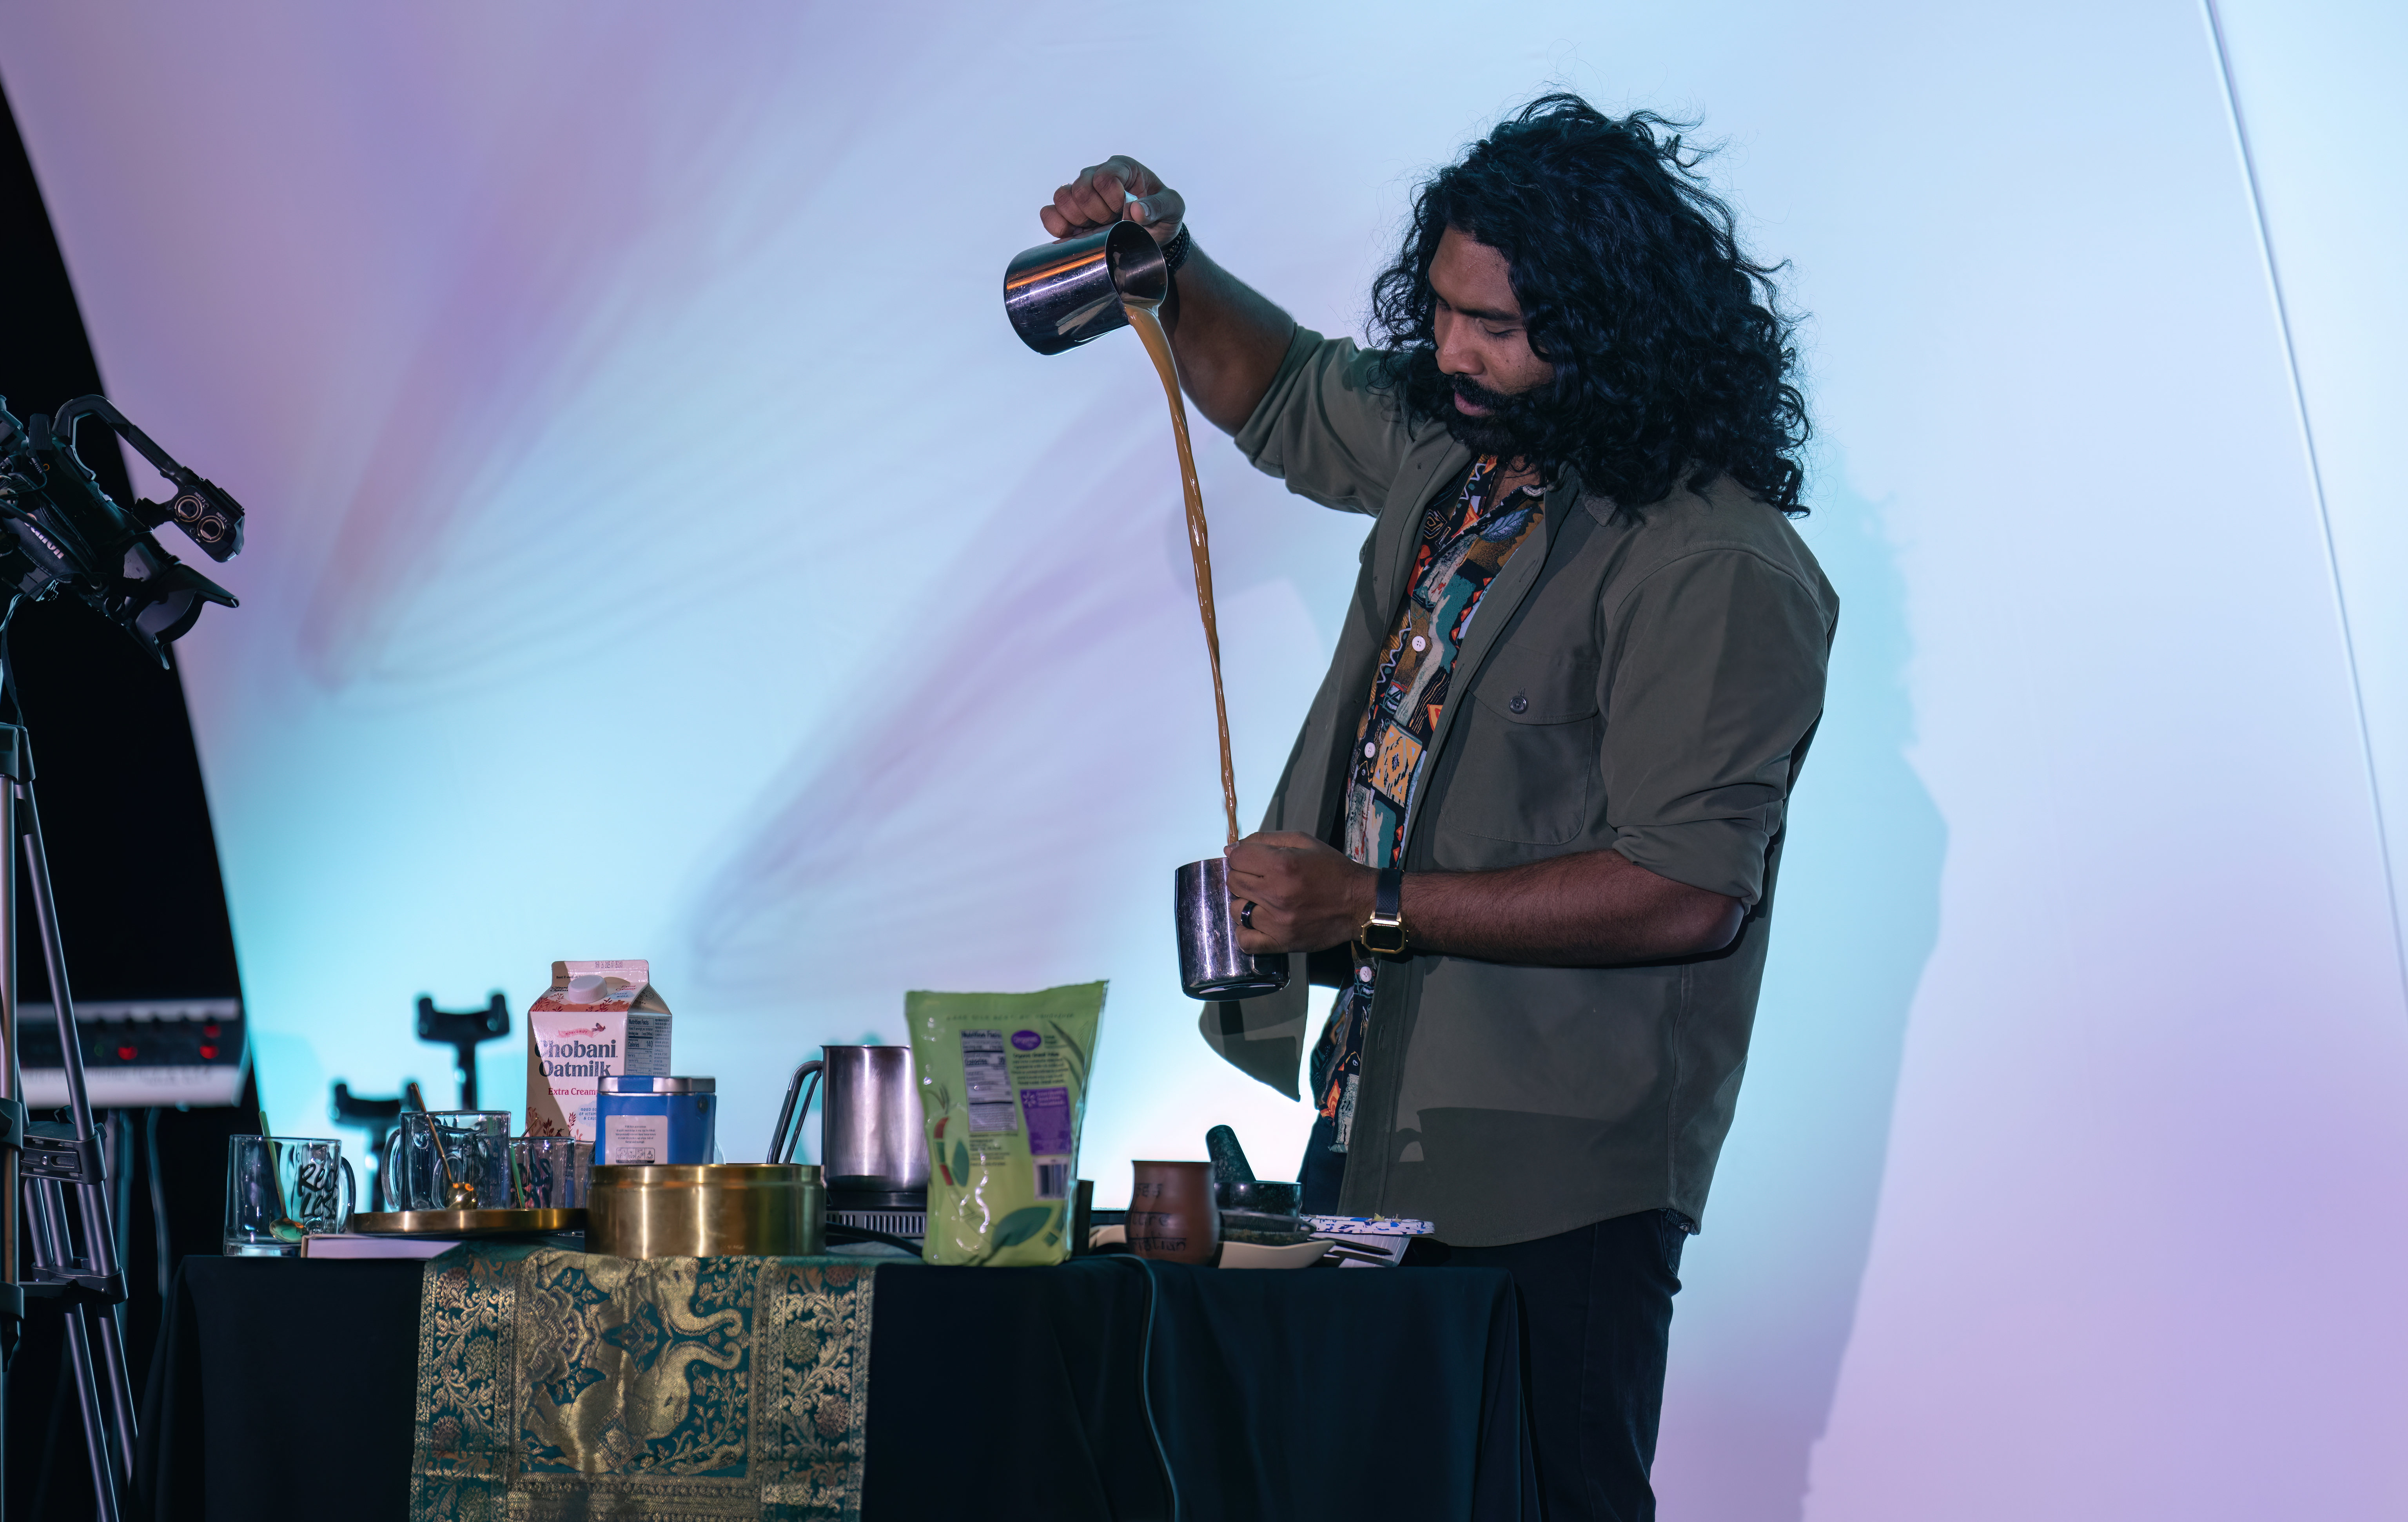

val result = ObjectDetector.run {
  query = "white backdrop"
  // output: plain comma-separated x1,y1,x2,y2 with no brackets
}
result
5,2,2404,1516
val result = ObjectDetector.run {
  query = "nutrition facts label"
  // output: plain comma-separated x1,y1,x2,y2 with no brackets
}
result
961,1030,1017,1134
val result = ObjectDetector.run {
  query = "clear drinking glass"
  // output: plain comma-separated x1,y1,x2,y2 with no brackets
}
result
378,1110,512,1210
224,1136,356,1256
508,1136,590,1209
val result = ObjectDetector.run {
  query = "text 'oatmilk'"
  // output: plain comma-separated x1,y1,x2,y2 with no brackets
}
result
524,959,673,1143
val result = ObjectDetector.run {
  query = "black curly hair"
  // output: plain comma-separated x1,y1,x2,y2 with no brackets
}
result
1368,95,1809,514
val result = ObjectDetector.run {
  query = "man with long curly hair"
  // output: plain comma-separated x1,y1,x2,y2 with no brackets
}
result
1043,95,1836,1518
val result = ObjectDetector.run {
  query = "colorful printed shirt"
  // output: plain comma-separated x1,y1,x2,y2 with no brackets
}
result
1312,455,1546,1150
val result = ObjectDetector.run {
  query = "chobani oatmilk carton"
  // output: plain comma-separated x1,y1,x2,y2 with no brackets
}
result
524,959,672,1142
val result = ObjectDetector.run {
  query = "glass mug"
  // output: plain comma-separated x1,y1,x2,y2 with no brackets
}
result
224,1135,356,1256
378,1110,512,1210
507,1136,590,1209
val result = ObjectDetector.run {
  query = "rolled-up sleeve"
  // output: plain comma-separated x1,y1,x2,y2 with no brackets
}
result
1234,329,1419,517
1601,548,1833,905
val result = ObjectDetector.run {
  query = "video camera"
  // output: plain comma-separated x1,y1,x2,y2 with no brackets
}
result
0,393,245,663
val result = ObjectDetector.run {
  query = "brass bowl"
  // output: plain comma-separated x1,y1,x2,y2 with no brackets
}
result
586,1163,823,1259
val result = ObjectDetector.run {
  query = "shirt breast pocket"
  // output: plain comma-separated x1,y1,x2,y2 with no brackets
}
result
1434,642,1600,847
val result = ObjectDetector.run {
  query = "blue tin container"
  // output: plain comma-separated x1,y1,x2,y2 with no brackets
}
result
596,1075,717,1166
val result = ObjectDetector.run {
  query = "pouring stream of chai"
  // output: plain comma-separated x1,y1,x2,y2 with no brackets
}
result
1123,298,1242,847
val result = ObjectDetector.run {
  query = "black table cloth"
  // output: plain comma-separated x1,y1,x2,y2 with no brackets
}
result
135,1252,1534,1521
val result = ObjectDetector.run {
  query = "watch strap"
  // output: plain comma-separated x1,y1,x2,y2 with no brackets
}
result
1361,866,1408,955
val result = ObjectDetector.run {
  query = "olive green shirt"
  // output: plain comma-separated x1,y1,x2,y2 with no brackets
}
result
1200,330,1838,1245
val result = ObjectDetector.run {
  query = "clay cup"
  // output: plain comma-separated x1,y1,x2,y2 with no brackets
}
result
1128,1160,1219,1265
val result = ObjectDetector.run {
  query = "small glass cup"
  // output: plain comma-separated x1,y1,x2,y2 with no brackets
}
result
379,1110,512,1210
224,1136,356,1256
508,1136,590,1209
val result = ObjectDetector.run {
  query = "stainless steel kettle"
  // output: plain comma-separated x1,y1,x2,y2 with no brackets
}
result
767,1044,928,1199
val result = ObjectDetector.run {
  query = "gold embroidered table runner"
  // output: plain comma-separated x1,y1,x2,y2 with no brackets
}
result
410,1242,874,1521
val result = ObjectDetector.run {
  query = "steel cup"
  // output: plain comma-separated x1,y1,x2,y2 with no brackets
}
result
820,1045,929,1193
1003,220,1169,355
1175,856,1290,1000
768,1044,927,1207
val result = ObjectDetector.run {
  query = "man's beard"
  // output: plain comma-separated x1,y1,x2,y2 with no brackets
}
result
1439,368,1553,463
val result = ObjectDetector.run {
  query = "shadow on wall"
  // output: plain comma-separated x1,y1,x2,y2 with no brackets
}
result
676,393,1201,1023
287,25,853,697
1653,466,1945,1522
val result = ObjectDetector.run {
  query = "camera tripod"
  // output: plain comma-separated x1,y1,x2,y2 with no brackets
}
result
0,679,137,1521
0,390,249,1521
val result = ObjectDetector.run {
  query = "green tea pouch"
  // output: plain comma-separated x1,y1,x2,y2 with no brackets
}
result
906,981,1106,1267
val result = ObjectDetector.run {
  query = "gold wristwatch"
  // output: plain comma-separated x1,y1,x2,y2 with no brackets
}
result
1360,866,1408,955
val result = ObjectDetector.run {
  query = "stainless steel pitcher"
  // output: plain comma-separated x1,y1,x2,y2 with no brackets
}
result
767,1044,927,1196
1003,220,1168,355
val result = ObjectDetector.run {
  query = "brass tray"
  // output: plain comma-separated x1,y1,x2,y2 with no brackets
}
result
350,1208,586,1238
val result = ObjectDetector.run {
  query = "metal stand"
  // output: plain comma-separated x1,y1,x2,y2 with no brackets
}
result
0,713,135,1522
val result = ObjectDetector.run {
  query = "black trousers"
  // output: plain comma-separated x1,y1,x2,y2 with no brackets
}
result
1301,1118,1686,1522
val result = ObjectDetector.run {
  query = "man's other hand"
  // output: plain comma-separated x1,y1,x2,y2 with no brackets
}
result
1225,832,1374,955
1042,155,1185,247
